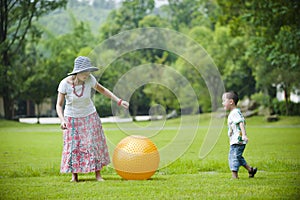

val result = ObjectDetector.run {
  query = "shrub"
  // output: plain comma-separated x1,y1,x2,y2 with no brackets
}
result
271,99,300,116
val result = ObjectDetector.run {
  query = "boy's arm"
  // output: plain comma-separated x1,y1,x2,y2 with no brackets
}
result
239,122,248,142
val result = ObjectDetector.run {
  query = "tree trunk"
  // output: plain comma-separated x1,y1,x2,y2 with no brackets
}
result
1,49,14,120
3,93,14,120
37,103,41,124
284,87,289,116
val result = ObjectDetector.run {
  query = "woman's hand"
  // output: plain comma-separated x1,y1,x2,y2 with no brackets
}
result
60,121,67,130
119,100,129,109
56,92,67,130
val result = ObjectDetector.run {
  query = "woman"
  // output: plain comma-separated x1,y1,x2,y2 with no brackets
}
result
56,56,129,182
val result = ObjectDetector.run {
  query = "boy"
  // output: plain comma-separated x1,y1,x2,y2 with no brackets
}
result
222,91,257,179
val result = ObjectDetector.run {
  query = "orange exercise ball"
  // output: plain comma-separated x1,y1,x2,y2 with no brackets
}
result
112,135,160,180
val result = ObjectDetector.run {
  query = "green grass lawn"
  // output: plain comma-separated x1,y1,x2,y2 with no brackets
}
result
0,115,299,199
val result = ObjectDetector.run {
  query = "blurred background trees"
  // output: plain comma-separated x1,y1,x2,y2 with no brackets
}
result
217,0,300,115
0,0,299,120
0,0,67,120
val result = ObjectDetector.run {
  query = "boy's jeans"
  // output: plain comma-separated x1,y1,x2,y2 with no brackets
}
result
229,144,247,171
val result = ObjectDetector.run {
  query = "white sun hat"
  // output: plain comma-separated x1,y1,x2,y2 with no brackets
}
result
68,56,98,75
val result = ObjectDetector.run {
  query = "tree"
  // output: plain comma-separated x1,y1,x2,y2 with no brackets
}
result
218,0,300,115
164,0,219,30
19,27,49,122
99,0,155,40
39,18,97,107
0,0,67,119
98,1,183,116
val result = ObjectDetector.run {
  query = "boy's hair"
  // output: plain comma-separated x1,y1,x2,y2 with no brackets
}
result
225,91,239,105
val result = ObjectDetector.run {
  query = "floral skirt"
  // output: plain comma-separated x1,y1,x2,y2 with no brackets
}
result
60,112,110,173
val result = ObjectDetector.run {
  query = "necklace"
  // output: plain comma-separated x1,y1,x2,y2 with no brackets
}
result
72,82,85,97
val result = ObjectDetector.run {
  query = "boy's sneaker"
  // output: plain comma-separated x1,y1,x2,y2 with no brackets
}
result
249,167,257,178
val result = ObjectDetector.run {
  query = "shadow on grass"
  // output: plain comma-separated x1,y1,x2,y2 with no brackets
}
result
71,176,168,182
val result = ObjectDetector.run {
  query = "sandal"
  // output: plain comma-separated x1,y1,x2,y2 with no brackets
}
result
249,167,257,178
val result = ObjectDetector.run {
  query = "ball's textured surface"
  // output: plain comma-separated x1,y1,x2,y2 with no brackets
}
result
112,135,160,180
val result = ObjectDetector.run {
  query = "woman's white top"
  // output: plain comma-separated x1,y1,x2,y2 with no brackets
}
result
57,74,97,118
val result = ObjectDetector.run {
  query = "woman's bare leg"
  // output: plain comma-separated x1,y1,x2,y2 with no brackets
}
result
71,173,78,182
95,170,104,181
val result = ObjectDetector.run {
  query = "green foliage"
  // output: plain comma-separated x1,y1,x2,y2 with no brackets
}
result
138,15,171,28
2,0,299,119
0,0,67,119
218,0,300,114
174,54,210,112
38,0,114,35
41,20,97,94
271,99,300,116
187,24,255,103
99,0,155,40
251,92,271,108
250,92,300,116
166,0,218,30
94,93,113,117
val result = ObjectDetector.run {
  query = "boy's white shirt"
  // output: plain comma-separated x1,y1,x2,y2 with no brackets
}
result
228,108,247,145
